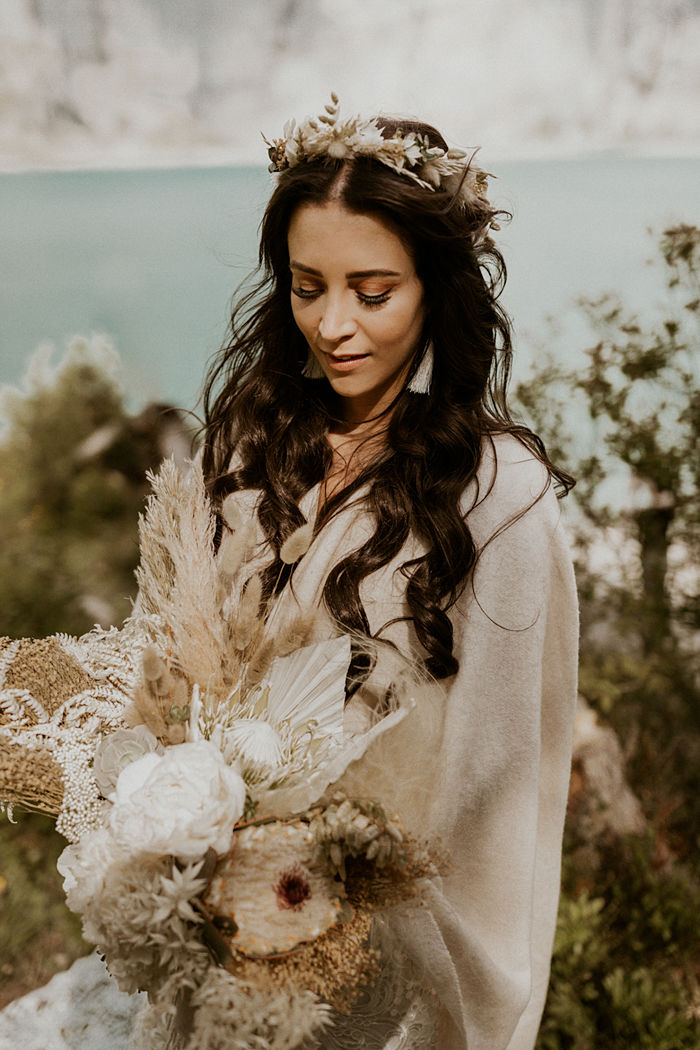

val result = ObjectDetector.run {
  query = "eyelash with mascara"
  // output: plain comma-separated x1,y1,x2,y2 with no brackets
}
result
292,287,391,308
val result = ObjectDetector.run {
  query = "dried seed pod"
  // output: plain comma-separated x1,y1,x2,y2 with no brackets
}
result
232,574,263,651
279,523,313,565
142,644,165,682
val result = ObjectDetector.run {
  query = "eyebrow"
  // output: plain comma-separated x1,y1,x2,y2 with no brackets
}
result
289,261,401,278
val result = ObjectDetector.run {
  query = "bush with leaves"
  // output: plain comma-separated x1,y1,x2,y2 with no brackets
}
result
515,224,699,653
0,335,193,1005
516,227,700,1047
0,335,191,639
538,831,700,1050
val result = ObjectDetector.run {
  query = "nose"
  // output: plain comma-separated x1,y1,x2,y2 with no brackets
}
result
317,291,356,345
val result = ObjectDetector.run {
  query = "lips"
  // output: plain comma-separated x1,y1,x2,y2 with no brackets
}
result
324,352,370,373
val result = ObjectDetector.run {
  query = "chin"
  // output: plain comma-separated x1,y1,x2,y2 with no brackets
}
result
327,375,376,399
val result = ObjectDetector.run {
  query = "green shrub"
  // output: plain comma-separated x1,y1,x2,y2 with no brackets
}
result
0,335,193,1005
539,838,700,1049
0,336,156,638
523,227,700,1048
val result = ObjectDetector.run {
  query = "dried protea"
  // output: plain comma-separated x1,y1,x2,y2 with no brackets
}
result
204,820,350,957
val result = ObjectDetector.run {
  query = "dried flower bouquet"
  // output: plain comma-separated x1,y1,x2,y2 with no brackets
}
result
1,458,442,1049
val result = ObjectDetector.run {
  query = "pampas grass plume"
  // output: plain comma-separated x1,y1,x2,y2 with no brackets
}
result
140,644,177,698
241,614,315,686
126,686,168,738
164,723,186,745
279,523,313,564
125,645,194,743
172,676,189,708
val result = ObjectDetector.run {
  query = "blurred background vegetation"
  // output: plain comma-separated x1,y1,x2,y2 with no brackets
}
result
0,335,194,1004
0,229,698,1044
518,224,700,1048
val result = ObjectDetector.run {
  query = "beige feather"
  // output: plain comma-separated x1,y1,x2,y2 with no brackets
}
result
334,678,441,837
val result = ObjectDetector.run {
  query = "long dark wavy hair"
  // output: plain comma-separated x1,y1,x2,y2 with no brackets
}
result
202,117,574,680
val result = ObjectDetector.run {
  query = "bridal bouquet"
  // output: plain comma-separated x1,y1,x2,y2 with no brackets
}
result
1,459,441,1050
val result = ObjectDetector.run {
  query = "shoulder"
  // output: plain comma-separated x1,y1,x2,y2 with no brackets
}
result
454,434,576,635
460,432,558,547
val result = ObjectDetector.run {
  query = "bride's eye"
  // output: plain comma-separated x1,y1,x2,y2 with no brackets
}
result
292,286,322,300
356,290,391,308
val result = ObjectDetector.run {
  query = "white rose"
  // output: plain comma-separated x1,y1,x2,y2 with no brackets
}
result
109,740,247,861
57,826,125,935
93,725,164,798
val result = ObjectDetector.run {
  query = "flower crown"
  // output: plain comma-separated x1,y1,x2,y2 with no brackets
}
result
265,93,497,228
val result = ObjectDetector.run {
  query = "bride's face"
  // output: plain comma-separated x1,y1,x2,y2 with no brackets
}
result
287,202,425,422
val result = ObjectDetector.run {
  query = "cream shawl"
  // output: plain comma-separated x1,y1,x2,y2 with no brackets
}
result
224,432,579,1050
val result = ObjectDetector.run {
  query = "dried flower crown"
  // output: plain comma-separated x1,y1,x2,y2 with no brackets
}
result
265,93,497,228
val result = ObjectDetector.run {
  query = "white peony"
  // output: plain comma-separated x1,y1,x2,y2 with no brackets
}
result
109,740,247,861
93,725,164,798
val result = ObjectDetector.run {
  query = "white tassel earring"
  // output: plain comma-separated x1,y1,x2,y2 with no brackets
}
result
407,343,433,395
301,350,325,379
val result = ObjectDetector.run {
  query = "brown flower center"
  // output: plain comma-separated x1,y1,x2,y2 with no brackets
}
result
275,863,312,911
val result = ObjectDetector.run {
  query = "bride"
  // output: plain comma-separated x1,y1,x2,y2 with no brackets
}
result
198,98,578,1049
0,97,577,1050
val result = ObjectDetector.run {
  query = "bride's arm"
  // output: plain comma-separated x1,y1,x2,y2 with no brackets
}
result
400,439,578,1050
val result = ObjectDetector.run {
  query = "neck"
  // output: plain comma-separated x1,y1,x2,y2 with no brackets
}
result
330,385,403,433
331,412,388,437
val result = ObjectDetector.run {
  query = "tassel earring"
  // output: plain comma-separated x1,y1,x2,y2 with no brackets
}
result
301,350,325,379
407,343,433,395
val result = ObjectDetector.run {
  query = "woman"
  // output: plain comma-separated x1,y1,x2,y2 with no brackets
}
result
198,98,579,1050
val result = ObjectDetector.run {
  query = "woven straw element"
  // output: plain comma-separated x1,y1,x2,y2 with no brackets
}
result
0,630,139,818
0,729,64,815
0,636,93,724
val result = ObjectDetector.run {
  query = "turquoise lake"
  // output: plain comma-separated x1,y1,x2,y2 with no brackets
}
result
1,159,699,412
